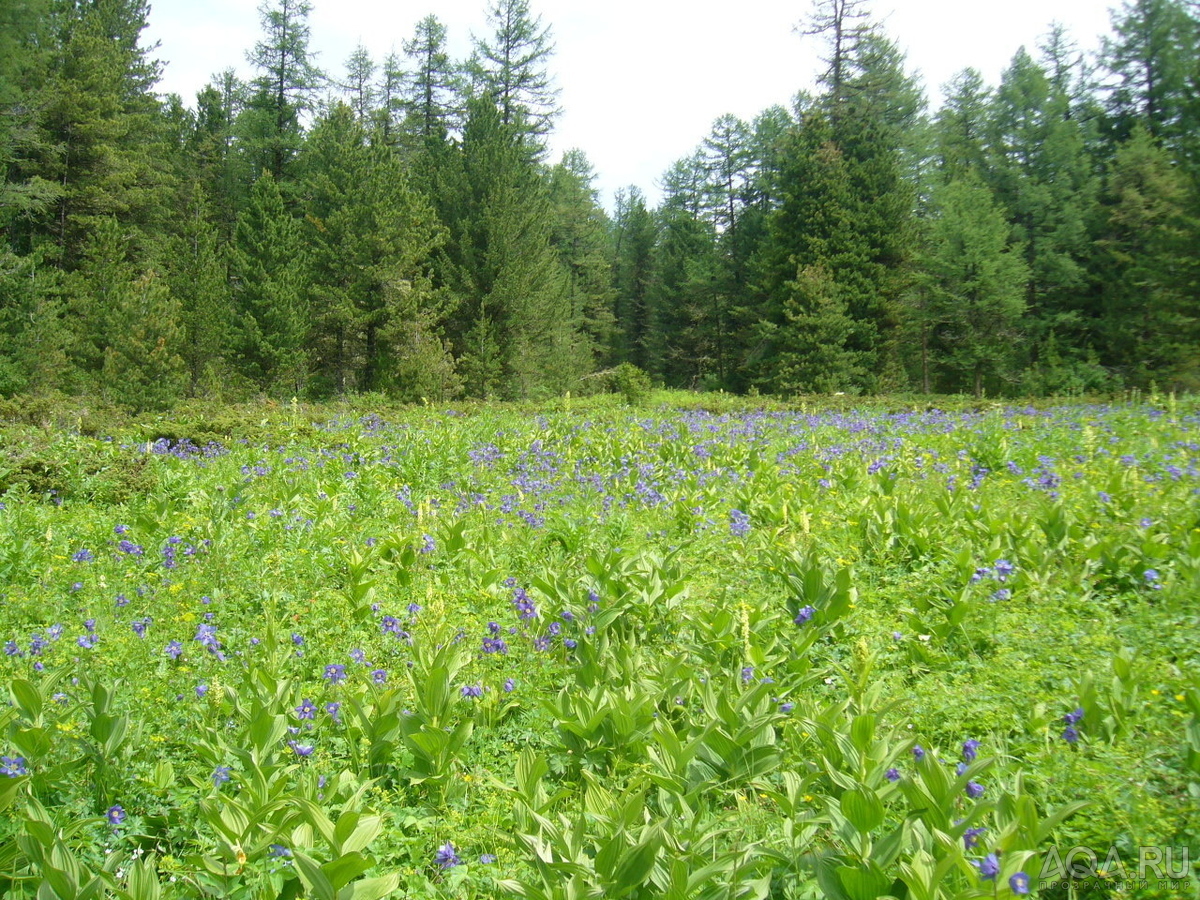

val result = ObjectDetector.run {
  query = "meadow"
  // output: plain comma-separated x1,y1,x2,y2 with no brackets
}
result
0,394,1198,900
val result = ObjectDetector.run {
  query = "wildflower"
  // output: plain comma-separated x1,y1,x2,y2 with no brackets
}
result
291,632,304,646
511,587,537,621
1144,569,1162,589
885,768,901,782
1010,872,1031,895
962,738,981,762
296,699,316,720
212,766,232,786
1,756,28,777
503,678,516,692
325,702,341,723
420,534,436,554
288,741,314,757
4,640,21,657
973,853,1000,881
794,606,816,625
963,826,987,849
196,683,209,699
1063,725,1079,744
461,684,483,699
165,641,183,660
966,781,985,799
434,841,461,869
77,634,98,649
480,853,497,864
1063,707,1084,725
324,664,347,684
371,669,388,684
912,745,925,762
779,701,795,713
533,635,552,651
72,548,94,563
269,844,292,858
131,618,150,638
729,509,751,537
482,637,508,654
107,805,126,826
993,559,1015,581
349,648,367,665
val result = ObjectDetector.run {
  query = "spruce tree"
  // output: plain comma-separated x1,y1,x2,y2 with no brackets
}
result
229,173,309,393
917,174,1030,396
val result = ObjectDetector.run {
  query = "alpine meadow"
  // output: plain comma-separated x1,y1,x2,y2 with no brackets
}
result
1,1,1200,899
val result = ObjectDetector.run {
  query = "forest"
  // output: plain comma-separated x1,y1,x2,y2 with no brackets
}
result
0,0,1198,408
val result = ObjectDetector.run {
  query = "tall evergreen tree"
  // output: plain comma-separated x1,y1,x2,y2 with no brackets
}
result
229,173,309,393
471,0,560,139
1094,125,1200,387
34,0,172,267
610,187,657,371
298,103,445,395
242,0,322,182
547,150,615,370
403,15,459,141
916,174,1030,396
435,98,574,398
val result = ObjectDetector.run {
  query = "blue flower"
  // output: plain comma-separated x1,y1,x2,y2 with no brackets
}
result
1,756,28,777
966,781,985,799
972,853,1000,881
729,509,751,537
963,826,987,849
912,745,925,761
269,844,292,858
212,766,232,786
962,738,980,761
165,641,183,660
1010,872,1031,895
480,853,497,864
461,684,483,699
107,805,126,826
793,606,816,625
324,664,347,684
885,768,901,782
434,841,461,869
371,669,388,684
296,699,316,720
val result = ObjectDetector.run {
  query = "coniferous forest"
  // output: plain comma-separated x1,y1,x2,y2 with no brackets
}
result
1,0,1199,409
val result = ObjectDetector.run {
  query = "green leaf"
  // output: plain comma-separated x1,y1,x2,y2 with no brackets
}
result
321,852,374,891
338,873,400,900
840,787,884,834
293,851,336,900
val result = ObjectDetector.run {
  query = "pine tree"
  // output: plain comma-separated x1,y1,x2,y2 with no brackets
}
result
403,15,459,141
435,98,574,398
547,150,615,370
162,185,232,396
229,173,309,393
34,0,173,267
984,47,1098,365
1102,0,1197,159
242,0,323,182
610,187,657,371
298,103,446,395
1094,125,1200,387
100,269,187,411
471,0,560,139
917,174,1030,396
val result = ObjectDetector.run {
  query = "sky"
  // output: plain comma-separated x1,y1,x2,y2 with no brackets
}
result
142,0,1118,208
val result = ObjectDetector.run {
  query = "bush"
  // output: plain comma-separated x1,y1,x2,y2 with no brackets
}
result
608,363,653,406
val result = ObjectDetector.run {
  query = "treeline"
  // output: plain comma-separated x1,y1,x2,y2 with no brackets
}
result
0,0,1197,409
